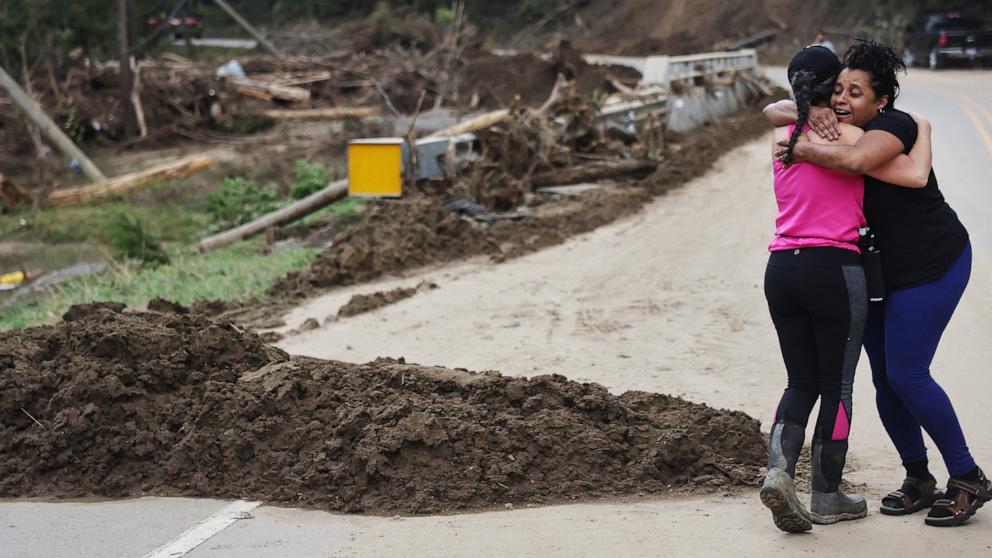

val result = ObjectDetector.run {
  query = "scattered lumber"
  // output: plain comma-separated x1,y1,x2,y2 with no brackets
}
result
262,107,380,120
255,71,332,88
198,179,349,252
231,79,311,103
429,109,509,137
530,160,658,187
43,155,215,207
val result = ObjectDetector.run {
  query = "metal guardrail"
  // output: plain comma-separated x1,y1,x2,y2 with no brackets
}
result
584,49,760,133
597,91,668,134
583,49,758,86
665,49,758,82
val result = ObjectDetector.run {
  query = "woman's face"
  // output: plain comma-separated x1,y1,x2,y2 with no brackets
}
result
830,69,888,128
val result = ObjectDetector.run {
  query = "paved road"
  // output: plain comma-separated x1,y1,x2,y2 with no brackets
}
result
3,68,992,557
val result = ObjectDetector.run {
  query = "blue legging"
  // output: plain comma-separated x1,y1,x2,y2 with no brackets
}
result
864,243,975,477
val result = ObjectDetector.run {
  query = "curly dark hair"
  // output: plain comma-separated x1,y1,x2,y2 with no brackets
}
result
843,38,906,109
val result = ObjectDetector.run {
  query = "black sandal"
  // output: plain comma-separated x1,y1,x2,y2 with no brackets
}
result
924,469,992,527
880,476,942,516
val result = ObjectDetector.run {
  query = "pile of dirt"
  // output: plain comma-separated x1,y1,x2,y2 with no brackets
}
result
274,96,780,297
336,282,438,319
0,303,765,513
460,49,641,110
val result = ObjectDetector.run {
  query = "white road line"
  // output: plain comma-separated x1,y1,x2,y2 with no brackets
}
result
141,500,261,558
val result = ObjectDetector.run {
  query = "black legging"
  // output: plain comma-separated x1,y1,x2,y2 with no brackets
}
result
765,247,867,442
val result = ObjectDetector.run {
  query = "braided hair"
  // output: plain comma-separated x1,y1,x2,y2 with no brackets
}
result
782,70,836,166
843,38,906,110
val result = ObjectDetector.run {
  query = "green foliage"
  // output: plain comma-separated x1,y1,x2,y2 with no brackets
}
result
290,160,329,200
0,195,211,246
206,177,281,232
0,241,317,331
103,210,171,267
435,7,455,24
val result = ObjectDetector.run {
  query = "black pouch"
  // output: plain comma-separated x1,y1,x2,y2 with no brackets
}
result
858,227,885,302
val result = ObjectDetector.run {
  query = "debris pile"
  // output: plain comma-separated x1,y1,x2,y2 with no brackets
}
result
273,98,779,298
0,303,766,513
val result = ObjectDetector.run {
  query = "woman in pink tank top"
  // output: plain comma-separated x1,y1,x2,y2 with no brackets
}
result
759,45,933,533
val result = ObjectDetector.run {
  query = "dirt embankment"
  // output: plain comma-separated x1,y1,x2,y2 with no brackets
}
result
0,303,765,514
273,97,782,298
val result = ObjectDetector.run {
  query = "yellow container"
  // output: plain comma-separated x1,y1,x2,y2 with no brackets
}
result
348,138,405,198
0,271,26,286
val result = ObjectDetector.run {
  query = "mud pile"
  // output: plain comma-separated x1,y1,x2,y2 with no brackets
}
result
0,304,765,514
275,99,779,296
336,282,437,319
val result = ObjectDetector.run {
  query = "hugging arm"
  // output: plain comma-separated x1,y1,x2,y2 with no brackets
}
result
762,99,841,140
866,116,932,188
779,117,932,189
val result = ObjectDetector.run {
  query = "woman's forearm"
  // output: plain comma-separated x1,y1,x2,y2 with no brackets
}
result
863,123,932,188
791,142,868,174
789,131,905,175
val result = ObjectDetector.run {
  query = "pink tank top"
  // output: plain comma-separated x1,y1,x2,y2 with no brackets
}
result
769,125,865,253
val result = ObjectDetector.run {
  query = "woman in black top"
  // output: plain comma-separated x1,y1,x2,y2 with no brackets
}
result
776,39,990,527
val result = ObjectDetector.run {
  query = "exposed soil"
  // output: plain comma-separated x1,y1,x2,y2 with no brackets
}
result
274,96,782,299
570,0,885,59
0,303,765,514
336,282,438,319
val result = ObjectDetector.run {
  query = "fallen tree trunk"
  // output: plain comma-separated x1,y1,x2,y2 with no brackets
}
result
0,65,107,182
530,160,659,187
198,178,349,252
232,79,310,103
43,155,215,207
262,107,380,120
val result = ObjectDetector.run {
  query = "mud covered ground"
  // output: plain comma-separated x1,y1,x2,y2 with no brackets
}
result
0,303,765,514
273,102,780,299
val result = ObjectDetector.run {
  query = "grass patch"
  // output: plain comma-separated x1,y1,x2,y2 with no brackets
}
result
299,197,367,227
0,241,315,331
0,200,212,245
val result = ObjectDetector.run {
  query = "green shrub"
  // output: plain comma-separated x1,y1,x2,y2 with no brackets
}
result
206,177,282,232
103,210,171,267
290,160,329,200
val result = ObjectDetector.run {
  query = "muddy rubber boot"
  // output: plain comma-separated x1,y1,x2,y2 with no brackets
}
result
760,421,813,533
810,439,867,524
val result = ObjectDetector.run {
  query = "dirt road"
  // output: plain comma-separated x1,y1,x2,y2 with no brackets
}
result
4,68,992,556
270,146,991,555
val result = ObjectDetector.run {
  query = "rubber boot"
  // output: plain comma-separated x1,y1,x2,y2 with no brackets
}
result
810,438,867,524
760,421,813,532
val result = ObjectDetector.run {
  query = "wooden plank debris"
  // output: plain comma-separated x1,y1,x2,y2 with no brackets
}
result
428,109,509,137
262,107,380,120
43,155,215,207
231,79,311,102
